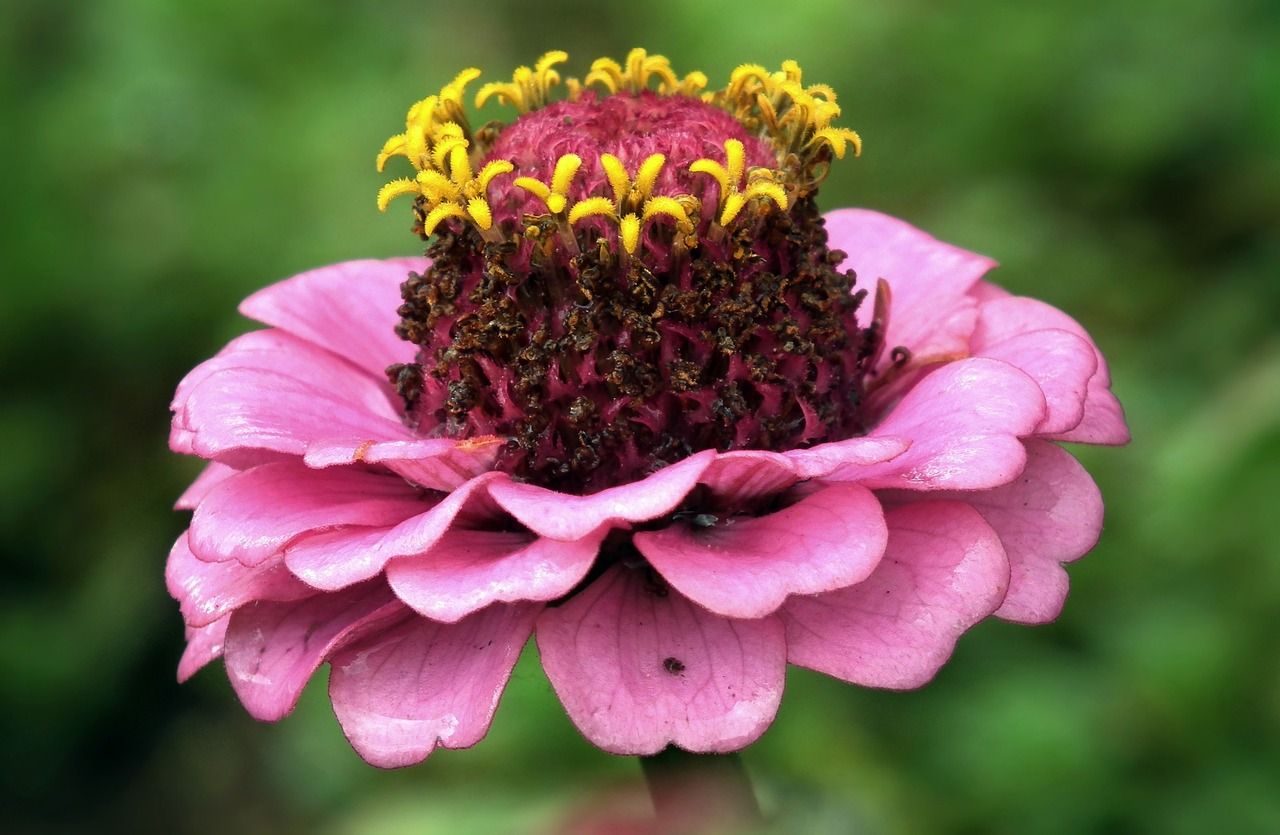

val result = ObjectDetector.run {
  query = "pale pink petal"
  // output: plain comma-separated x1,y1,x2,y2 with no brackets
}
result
699,437,909,504
537,565,786,755
173,334,415,463
824,208,995,364
852,358,1046,490
922,439,1103,624
329,603,540,768
175,462,240,510
355,435,507,491
386,526,607,622
634,484,888,619
178,618,229,683
189,462,424,565
1043,379,1131,446
166,533,313,627
973,296,1129,445
782,435,912,480
976,329,1097,436
489,451,716,540
783,501,1009,689
695,451,802,506
282,473,500,590
222,582,406,721
239,258,425,377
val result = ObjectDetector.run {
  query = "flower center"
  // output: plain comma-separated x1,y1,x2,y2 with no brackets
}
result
379,51,880,494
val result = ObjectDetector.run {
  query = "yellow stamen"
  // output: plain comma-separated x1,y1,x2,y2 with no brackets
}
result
476,50,568,113
513,153,583,215
619,213,641,254
567,197,617,225
377,178,420,212
421,203,469,237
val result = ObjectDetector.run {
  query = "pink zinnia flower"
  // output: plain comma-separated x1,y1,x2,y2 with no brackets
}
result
167,50,1128,768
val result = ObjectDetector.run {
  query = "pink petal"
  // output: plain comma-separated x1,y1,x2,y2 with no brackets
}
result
536,565,786,755
489,451,716,540
172,331,415,463
386,526,607,622
824,208,995,364
178,618,229,683
239,258,424,377
166,533,313,627
1043,378,1131,445
282,472,500,591
977,329,1097,435
174,462,240,510
855,358,1046,490
222,582,406,722
782,435,912,480
698,437,909,504
931,439,1103,624
782,501,1009,689
189,462,424,565
973,296,1129,445
634,483,888,619
329,603,540,768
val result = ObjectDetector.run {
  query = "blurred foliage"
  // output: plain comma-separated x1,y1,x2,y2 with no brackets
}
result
2,0,1277,832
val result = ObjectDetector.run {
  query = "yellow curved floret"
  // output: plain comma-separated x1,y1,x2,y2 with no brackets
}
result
690,139,787,226
476,50,568,113
567,196,617,225
619,213,642,254
586,48,678,94
513,153,583,214
377,178,420,212
807,126,862,158
421,203,470,236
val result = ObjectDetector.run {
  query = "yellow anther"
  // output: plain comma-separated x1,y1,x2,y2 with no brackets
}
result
567,197,617,225
742,177,788,211
376,134,409,173
476,159,516,189
633,154,666,201
415,170,462,203
477,50,567,113
727,64,771,100
641,195,695,234
514,153,582,214
600,154,630,204
551,153,582,196
807,126,862,158
377,178,420,212
587,49,678,94
668,70,708,97
421,203,469,237
690,140,789,226
466,197,494,230
584,57,624,93
619,213,642,254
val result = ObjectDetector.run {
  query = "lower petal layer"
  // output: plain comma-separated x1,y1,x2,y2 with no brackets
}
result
939,439,1103,624
782,501,1009,689
222,582,405,721
329,602,540,768
856,358,1046,491
178,618,229,683
634,483,888,619
166,533,313,628
385,526,607,622
536,565,786,755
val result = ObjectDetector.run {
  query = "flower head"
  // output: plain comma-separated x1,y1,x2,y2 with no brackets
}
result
168,50,1128,767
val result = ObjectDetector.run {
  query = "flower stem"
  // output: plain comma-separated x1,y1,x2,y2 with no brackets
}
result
640,747,762,830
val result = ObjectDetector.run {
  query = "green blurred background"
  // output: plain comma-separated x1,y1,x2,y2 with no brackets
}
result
3,0,1278,832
